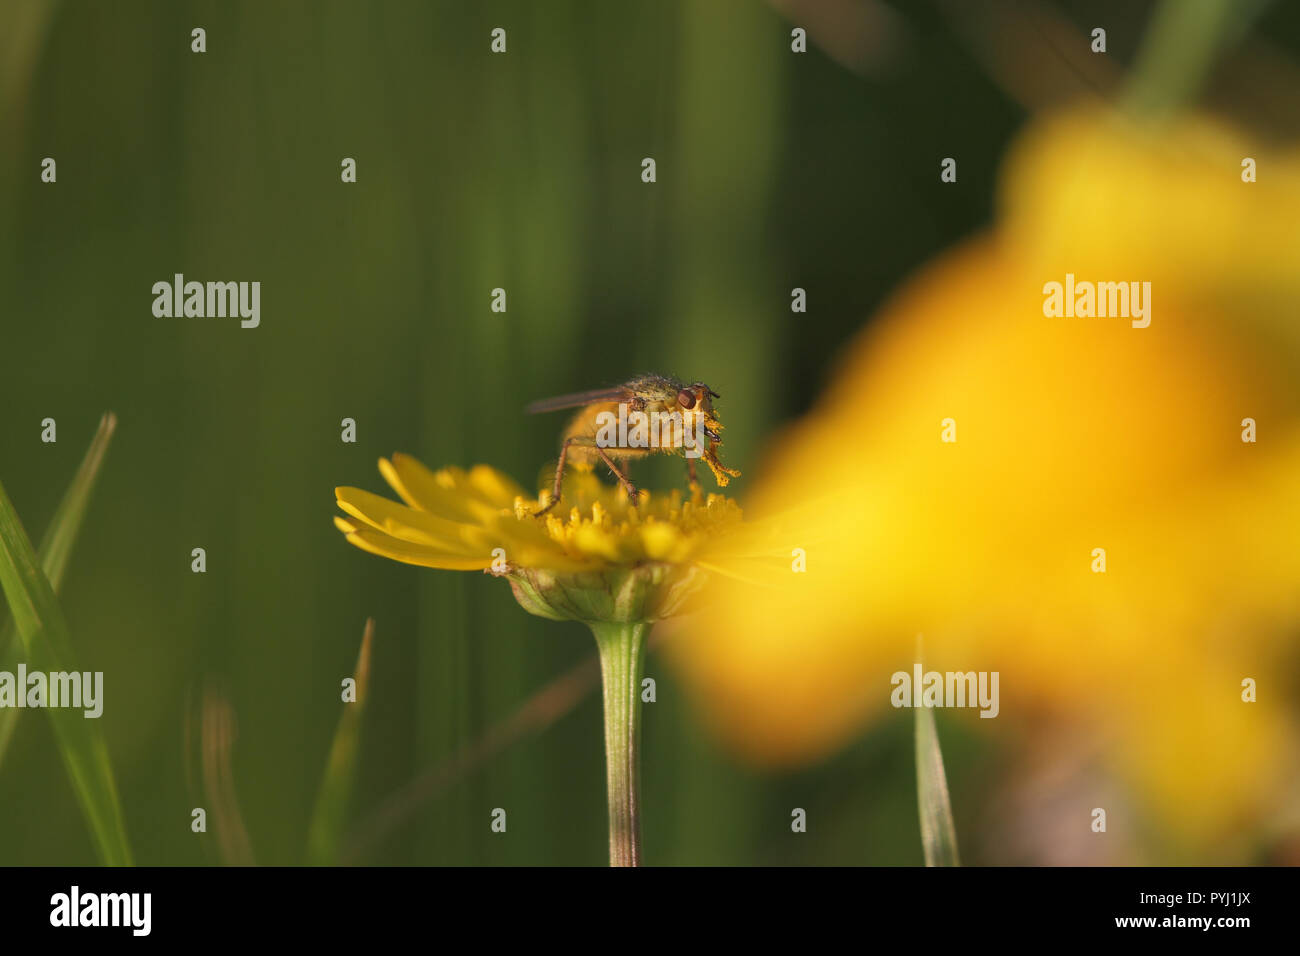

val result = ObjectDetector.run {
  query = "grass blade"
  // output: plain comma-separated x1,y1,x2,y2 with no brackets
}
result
195,684,256,866
915,697,960,867
306,618,374,865
0,412,117,764
33,411,118,602
0,436,132,865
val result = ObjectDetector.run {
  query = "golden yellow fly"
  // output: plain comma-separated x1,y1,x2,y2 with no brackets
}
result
526,373,741,515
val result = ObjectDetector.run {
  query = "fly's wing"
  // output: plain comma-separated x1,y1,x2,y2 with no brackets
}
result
525,386,632,415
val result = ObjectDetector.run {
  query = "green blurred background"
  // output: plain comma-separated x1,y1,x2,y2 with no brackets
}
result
0,0,1295,865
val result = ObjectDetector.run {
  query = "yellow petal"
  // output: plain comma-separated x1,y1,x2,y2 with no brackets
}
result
341,526,492,570
335,486,494,556
380,456,504,523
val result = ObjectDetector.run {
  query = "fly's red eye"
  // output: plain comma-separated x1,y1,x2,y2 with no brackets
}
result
677,388,696,409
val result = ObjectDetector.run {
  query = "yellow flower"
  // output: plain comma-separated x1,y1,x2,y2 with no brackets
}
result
666,106,1300,856
334,453,746,865
334,453,743,623
1000,108,1300,331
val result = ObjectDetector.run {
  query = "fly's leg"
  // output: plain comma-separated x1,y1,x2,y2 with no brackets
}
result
533,437,639,514
533,437,579,516
594,446,640,506
686,456,702,503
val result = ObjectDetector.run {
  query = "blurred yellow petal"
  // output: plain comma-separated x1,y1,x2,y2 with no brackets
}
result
640,522,686,562
1001,109,1300,306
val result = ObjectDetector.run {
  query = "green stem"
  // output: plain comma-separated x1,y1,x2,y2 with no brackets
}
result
1123,0,1269,118
589,620,648,867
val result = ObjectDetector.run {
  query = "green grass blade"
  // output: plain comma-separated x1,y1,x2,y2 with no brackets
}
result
34,411,118,601
0,447,132,865
306,618,374,865
915,700,960,867
0,412,117,764
1124,0,1270,118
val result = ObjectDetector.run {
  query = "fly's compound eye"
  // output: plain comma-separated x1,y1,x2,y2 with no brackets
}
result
677,388,697,409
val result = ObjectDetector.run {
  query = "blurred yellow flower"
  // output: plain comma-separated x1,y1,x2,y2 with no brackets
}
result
666,106,1300,855
1001,108,1300,334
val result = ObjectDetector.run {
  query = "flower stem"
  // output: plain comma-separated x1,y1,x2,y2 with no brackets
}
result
589,620,648,867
